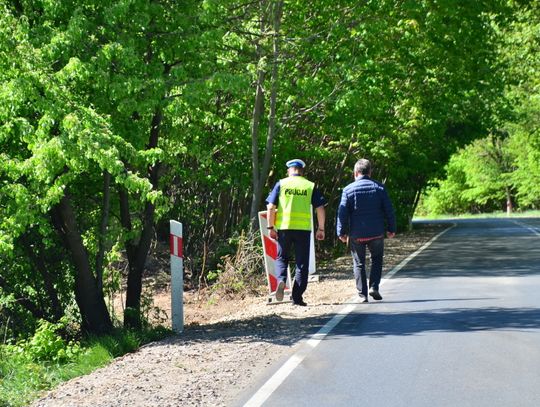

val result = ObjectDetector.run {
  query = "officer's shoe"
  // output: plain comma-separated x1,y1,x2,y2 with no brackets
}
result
275,281,285,302
293,300,307,307
368,288,383,301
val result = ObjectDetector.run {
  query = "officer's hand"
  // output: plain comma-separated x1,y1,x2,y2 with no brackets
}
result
316,229,325,241
387,232,396,239
339,235,348,243
269,229,278,240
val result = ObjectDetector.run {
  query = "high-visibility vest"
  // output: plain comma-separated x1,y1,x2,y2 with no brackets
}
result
275,176,314,231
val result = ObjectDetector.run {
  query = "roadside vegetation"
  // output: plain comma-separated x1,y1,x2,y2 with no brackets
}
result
414,210,540,221
0,320,169,407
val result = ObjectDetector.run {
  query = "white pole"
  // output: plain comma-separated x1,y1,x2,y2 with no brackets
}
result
309,207,316,275
170,220,184,333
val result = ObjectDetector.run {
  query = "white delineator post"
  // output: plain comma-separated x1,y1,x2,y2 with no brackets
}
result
308,210,318,281
170,220,183,333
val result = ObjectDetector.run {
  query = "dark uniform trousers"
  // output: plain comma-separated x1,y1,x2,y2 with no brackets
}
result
350,237,384,297
275,229,311,303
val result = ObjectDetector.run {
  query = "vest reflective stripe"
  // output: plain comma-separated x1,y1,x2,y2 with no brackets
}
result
276,176,314,230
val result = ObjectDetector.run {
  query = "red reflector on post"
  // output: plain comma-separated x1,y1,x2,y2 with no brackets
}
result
169,234,183,258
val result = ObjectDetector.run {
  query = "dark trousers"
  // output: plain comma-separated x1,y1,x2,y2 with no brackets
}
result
275,230,311,303
351,238,384,296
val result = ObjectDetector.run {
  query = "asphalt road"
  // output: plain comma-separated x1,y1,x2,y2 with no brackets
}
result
237,218,540,407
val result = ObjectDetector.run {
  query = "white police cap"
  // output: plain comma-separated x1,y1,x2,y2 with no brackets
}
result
286,159,306,168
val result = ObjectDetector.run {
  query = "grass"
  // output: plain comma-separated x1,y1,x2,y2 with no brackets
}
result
414,210,540,221
0,327,171,407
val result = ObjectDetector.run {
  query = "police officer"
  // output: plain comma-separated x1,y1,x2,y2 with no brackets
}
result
266,159,326,306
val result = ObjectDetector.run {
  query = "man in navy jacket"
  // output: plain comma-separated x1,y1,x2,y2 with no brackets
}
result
337,159,396,302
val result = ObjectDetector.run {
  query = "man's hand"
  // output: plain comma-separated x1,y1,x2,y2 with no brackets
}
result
269,229,278,240
339,235,348,243
316,229,325,241
387,232,396,239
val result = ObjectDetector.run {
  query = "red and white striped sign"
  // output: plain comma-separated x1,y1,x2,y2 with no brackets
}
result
258,211,293,302
169,234,183,258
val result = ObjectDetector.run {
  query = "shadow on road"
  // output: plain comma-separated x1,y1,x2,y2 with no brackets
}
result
333,306,540,338
382,297,495,304
396,236,540,279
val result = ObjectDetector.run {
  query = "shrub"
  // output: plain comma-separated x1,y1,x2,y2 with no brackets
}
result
20,318,80,364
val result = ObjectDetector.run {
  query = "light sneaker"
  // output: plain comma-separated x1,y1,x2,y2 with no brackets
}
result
359,294,368,303
369,288,382,301
275,280,285,302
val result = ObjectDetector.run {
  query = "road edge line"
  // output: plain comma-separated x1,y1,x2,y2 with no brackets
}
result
512,220,540,237
242,223,455,407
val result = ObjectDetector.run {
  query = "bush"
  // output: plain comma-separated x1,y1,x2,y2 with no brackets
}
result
19,318,80,364
0,325,172,407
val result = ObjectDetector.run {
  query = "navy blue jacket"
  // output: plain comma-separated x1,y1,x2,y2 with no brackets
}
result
336,176,396,239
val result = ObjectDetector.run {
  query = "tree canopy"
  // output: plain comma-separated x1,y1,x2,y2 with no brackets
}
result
420,0,540,216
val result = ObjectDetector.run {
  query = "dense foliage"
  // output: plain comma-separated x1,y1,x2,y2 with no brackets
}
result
420,0,540,215
0,0,532,344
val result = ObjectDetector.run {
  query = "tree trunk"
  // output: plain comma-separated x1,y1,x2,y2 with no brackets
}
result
249,56,267,225
250,0,283,229
51,195,113,334
409,187,423,230
506,188,513,216
95,170,111,293
330,141,354,201
123,107,163,329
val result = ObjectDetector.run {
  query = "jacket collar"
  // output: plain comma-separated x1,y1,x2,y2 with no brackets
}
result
355,175,371,181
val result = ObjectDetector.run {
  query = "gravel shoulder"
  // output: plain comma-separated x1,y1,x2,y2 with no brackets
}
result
32,224,446,407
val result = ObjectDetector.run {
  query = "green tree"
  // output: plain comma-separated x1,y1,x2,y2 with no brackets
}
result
0,2,113,333
504,1,540,208
421,0,540,216
421,132,516,215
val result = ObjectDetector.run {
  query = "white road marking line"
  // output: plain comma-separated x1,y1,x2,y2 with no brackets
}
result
243,302,357,407
512,220,540,237
243,223,456,407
